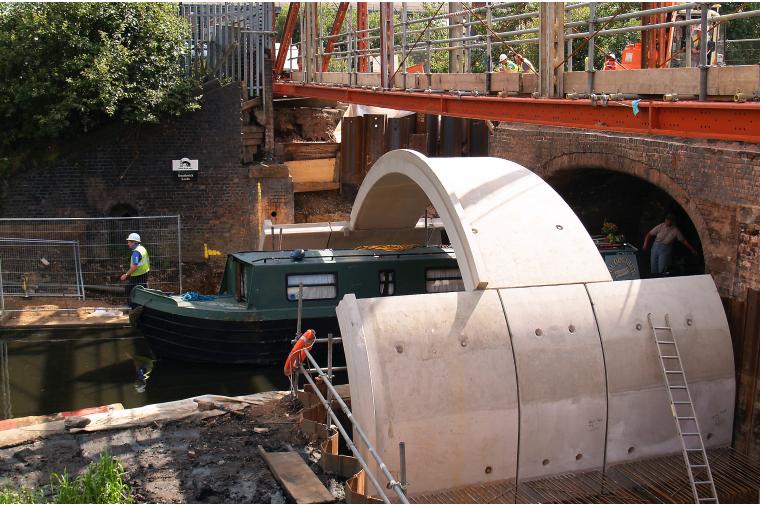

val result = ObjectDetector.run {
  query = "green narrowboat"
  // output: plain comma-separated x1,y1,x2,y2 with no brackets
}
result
130,247,463,364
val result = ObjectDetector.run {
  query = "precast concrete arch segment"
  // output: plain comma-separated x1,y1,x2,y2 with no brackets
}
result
349,150,612,290
336,276,735,496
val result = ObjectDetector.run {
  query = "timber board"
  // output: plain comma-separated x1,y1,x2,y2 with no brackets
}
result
258,446,335,504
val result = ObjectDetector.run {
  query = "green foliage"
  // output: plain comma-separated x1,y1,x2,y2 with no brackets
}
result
50,452,133,504
0,452,132,504
0,486,42,504
0,3,202,154
725,2,760,65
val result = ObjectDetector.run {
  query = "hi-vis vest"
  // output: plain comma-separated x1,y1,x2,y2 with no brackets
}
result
132,244,150,276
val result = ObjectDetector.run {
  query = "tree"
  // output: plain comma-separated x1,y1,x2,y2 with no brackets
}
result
0,3,201,155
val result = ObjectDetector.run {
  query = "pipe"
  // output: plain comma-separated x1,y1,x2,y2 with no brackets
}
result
699,5,708,101
301,350,410,503
566,9,760,39
565,2,700,29
587,2,596,95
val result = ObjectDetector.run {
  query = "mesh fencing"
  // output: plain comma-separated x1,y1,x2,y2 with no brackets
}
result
0,239,84,298
0,216,182,307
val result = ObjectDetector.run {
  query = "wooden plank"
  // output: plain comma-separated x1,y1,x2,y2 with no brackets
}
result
293,181,341,193
243,124,265,134
340,116,365,187
258,446,335,504
284,142,340,161
431,73,487,93
286,158,337,183
356,73,381,88
241,97,262,112
490,72,521,94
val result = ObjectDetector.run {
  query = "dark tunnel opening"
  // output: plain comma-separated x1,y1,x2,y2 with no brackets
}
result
547,169,705,278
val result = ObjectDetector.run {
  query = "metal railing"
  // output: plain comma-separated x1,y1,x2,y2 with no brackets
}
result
0,216,182,305
282,2,760,96
180,2,274,99
0,239,84,299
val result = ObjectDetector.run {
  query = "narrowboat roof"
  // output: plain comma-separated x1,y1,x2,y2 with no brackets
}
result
229,246,456,266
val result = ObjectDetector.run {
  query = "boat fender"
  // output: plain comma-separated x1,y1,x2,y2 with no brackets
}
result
290,249,307,261
284,329,317,376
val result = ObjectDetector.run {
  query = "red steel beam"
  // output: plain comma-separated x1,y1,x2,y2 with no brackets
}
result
322,2,349,72
275,2,301,76
273,82,760,144
357,2,369,73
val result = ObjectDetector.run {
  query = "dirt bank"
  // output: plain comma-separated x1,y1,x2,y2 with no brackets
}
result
0,392,343,503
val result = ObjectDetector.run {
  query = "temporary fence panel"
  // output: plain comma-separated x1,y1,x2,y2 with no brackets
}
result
180,2,274,100
0,239,84,299
0,216,181,302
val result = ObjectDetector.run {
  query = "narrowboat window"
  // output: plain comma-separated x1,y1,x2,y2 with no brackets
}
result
236,261,247,302
379,270,395,296
425,267,464,293
287,273,337,301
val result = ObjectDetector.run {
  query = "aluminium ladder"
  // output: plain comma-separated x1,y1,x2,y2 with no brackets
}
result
648,313,719,504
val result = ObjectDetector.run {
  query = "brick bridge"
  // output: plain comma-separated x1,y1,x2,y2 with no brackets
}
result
492,123,760,301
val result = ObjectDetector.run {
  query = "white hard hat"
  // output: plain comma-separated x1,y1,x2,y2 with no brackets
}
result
127,233,141,242
608,53,616,59
499,53,508,62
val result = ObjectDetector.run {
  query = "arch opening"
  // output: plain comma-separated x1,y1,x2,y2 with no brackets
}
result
547,168,704,278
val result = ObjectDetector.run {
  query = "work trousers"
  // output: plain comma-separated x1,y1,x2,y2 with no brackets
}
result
650,241,673,275
127,273,149,307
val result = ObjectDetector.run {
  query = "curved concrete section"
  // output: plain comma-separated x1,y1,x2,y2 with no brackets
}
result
349,150,612,290
336,277,734,494
499,284,607,480
587,275,735,466
337,291,519,496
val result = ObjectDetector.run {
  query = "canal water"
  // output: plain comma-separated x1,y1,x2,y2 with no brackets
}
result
0,326,290,420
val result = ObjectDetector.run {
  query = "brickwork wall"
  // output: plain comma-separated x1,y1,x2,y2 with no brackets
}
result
0,82,294,269
491,123,760,299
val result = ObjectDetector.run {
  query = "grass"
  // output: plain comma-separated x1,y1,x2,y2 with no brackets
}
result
0,451,132,504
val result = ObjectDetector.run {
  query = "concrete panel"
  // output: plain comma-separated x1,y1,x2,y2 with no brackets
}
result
336,291,519,495
587,276,735,466
499,284,607,480
259,218,443,251
350,150,612,290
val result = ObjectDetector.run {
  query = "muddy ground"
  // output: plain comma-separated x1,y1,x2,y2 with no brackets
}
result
0,393,344,503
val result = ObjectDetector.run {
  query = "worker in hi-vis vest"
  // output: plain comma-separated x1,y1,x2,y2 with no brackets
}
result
121,233,150,298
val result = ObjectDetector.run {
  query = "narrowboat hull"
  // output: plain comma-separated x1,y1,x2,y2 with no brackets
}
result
135,306,341,364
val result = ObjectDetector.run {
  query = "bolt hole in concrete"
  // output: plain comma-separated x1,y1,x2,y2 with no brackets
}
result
485,466,492,474
471,228,478,234
535,328,543,337
628,446,636,454
556,224,563,230
707,433,713,440
460,339,467,347
568,324,576,333
636,323,642,331
576,453,583,461
395,344,404,354
686,318,694,326
542,459,550,466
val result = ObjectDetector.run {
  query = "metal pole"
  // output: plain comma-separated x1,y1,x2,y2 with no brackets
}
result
296,283,303,335
0,258,4,318
327,332,333,427
399,442,407,490
685,7,693,68
699,3,708,101
301,349,410,504
587,2,596,94
486,2,493,72
402,3,408,90
177,215,183,293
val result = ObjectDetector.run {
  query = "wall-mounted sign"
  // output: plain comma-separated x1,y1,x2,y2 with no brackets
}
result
172,158,198,181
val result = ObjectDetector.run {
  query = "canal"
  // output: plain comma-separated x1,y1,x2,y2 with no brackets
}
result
0,326,290,419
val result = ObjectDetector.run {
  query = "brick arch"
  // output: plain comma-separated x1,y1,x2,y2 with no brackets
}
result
539,151,713,252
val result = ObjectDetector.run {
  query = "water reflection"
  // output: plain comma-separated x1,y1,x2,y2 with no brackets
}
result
0,327,290,419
